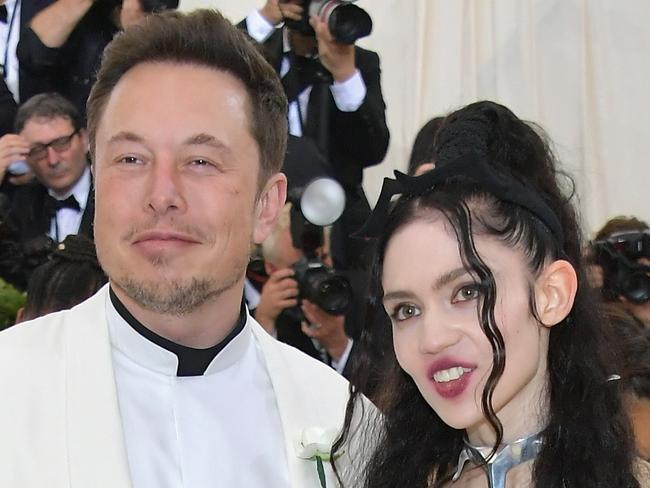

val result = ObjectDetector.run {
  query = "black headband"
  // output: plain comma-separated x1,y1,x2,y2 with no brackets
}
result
356,151,565,246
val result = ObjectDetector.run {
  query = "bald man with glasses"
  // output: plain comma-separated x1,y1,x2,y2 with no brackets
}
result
0,92,93,290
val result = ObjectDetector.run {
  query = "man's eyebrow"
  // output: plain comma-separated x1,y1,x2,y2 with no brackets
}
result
182,133,230,151
382,267,470,303
107,131,145,145
106,132,230,152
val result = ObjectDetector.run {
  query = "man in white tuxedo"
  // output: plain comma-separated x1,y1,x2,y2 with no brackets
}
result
0,9,368,488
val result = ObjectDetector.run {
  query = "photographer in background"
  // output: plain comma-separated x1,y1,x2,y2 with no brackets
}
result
16,0,177,121
255,202,354,376
590,216,650,326
241,0,389,271
0,93,94,290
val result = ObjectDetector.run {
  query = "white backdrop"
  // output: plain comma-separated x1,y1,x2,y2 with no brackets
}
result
178,0,650,233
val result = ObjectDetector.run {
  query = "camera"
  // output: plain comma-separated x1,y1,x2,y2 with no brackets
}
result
288,178,351,315
592,231,650,304
283,0,372,44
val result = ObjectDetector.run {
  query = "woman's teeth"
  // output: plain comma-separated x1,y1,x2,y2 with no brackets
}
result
433,366,473,383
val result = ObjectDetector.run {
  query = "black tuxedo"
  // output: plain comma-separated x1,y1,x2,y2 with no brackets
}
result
5,177,94,243
0,78,16,136
9,0,54,103
239,21,390,270
16,2,117,117
0,171,94,289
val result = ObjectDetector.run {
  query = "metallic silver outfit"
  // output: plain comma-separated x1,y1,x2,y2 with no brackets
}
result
451,432,543,488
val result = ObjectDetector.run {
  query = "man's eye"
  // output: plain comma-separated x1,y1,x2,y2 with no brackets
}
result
191,158,212,166
118,156,140,164
452,284,482,303
390,303,421,322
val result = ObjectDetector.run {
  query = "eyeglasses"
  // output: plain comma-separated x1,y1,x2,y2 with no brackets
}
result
27,129,80,163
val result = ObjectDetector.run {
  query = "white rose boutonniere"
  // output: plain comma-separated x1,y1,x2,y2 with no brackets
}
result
296,426,342,488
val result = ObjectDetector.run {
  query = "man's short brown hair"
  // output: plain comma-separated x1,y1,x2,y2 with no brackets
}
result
86,9,288,185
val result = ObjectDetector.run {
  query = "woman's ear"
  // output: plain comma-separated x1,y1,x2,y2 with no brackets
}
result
534,260,578,327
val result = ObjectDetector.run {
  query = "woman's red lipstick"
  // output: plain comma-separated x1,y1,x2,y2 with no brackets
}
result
427,358,476,399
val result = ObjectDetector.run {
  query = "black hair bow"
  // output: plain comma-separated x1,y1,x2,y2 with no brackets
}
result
356,151,564,246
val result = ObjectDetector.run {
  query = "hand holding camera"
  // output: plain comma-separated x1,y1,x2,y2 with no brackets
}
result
119,0,146,28
260,0,303,26
309,13,355,82
255,267,299,334
0,134,33,185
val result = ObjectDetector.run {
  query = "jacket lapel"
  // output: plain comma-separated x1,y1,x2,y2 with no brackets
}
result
63,287,132,487
250,318,343,488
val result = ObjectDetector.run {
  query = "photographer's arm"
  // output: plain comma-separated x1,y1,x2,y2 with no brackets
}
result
244,1,303,43
253,268,299,336
311,16,389,168
29,0,94,48
120,0,146,29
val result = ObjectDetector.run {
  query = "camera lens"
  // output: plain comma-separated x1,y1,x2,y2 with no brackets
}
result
313,275,352,314
622,271,650,304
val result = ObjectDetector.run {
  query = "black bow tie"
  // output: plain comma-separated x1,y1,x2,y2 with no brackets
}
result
0,5,8,24
46,194,81,213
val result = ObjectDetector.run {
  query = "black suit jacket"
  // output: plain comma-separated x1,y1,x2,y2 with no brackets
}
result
0,79,17,136
240,22,390,269
6,177,94,243
15,0,54,103
0,173,94,289
16,2,117,116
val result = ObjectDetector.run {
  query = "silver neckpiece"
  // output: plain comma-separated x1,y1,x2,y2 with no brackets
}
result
451,431,543,488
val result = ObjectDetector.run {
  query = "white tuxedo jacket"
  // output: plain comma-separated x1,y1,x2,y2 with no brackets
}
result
0,286,365,487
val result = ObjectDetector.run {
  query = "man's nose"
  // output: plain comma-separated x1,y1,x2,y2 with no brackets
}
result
46,146,60,166
145,160,187,215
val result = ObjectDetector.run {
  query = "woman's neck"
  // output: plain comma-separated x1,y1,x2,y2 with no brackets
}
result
466,369,549,447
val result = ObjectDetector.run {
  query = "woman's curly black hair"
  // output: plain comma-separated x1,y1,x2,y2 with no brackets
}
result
333,101,640,488
21,235,107,320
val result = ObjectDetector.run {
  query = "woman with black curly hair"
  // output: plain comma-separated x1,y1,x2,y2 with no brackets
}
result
333,100,649,487
16,234,107,321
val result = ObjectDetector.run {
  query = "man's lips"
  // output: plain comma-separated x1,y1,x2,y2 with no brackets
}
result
132,231,201,246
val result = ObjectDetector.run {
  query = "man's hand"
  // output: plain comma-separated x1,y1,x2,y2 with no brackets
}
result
301,299,349,360
310,14,356,82
260,0,303,26
119,0,146,29
255,268,299,334
0,134,32,185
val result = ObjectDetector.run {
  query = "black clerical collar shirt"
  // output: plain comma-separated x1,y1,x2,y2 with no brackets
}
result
109,287,246,377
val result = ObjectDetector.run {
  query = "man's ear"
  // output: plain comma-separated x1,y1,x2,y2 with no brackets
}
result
534,259,578,327
253,173,287,245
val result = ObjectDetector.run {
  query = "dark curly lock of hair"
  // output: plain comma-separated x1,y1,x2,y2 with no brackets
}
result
21,235,107,321
333,101,640,488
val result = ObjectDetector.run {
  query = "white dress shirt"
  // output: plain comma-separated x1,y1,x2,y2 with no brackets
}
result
1,0,21,102
107,299,291,488
245,9,367,137
47,165,91,242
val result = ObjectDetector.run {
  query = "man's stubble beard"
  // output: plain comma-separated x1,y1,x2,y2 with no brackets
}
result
108,253,248,316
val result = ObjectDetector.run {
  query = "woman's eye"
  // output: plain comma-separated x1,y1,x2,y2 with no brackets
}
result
390,303,421,322
452,284,482,303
